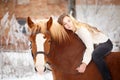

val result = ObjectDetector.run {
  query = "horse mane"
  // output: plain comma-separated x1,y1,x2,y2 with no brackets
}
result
49,20,70,43
35,19,70,43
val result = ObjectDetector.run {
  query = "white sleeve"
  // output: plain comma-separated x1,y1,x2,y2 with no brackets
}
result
76,27,94,65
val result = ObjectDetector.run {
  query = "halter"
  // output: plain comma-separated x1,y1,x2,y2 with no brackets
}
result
36,51,48,56
36,51,52,72
32,50,52,72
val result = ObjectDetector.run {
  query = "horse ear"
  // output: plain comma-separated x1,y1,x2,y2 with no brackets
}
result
27,17,34,28
47,17,53,30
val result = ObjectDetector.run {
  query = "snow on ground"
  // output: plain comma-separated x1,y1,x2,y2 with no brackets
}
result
0,51,53,80
2,72,53,80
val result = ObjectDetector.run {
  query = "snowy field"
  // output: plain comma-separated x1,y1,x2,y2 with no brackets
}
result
2,72,53,80
0,51,53,80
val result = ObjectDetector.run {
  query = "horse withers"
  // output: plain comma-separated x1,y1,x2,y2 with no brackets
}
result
27,16,120,80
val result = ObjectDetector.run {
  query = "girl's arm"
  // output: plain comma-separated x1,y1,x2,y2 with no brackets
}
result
75,27,94,65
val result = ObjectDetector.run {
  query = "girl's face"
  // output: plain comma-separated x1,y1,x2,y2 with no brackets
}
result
63,16,75,32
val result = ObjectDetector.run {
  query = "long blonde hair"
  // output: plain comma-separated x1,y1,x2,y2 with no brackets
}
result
49,20,70,43
69,15,100,33
58,13,100,33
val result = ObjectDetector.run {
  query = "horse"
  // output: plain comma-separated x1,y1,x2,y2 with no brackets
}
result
27,16,120,80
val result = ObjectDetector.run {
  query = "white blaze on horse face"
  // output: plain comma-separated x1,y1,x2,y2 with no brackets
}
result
35,33,46,74
35,54,45,74
36,33,46,52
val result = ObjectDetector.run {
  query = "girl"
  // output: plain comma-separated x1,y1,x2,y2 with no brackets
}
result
57,13,113,80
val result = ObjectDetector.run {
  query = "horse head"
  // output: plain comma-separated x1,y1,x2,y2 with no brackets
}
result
27,16,71,74
27,17,52,74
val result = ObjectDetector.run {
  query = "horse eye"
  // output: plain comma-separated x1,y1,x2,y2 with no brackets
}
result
43,35,46,39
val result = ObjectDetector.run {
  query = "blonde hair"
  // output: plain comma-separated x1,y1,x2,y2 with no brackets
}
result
58,13,100,33
69,14,100,33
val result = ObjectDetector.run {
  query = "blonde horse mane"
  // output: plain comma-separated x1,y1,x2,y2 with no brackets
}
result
35,19,70,43
50,20,70,43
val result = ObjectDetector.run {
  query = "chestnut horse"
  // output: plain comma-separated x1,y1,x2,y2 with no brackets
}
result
27,17,120,80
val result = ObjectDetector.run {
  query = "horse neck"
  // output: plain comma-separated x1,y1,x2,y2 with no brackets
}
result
47,30,86,73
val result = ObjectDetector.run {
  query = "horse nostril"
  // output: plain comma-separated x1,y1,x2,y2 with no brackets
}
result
44,67,47,72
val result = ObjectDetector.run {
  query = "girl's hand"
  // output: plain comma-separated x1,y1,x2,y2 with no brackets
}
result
76,63,87,73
